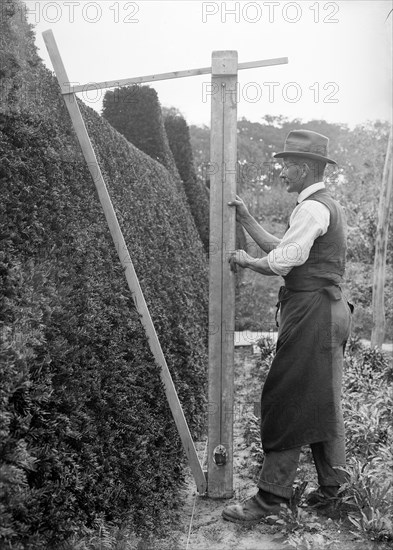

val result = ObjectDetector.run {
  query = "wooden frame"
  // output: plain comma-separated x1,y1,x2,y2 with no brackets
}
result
43,29,288,497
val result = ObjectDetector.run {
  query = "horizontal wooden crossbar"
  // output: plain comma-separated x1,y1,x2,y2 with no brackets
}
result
60,57,289,94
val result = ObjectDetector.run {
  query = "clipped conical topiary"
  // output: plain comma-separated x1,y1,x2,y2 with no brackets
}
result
0,2,208,547
163,107,209,252
102,85,179,181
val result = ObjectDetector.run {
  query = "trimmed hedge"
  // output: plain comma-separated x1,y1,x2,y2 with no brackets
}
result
163,109,210,252
1,2,208,548
102,89,211,252
102,85,180,182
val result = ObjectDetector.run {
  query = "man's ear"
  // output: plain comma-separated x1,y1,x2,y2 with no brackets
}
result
302,163,310,177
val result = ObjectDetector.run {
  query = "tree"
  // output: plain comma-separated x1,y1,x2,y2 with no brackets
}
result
371,124,393,348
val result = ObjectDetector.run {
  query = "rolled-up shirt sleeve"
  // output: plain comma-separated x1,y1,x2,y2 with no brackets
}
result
267,201,330,276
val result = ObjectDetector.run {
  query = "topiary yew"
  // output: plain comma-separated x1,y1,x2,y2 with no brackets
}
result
163,108,210,252
0,2,208,547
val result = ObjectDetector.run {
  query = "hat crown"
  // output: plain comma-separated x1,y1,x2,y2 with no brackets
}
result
284,130,329,157
273,129,337,164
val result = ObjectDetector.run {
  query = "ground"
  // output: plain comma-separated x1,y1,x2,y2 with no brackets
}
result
145,347,391,550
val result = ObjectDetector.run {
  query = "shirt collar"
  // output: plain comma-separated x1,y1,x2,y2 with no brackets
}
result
297,181,325,203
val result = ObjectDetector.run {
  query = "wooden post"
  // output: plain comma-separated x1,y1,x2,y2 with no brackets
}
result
208,51,237,498
42,29,207,495
371,125,393,348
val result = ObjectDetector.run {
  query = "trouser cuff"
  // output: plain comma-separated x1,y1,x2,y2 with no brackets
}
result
318,467,348,487
257,480,293,500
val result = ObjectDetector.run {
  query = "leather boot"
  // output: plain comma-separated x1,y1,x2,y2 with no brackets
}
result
222,489,289,525
306,485,339,507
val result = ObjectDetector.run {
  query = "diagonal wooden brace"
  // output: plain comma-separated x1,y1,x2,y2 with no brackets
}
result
42,29,207,495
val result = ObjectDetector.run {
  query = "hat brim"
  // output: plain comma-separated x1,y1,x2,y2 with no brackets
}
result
273,151,337,165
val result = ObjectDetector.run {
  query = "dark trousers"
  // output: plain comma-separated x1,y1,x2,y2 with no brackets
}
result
257,434,347,499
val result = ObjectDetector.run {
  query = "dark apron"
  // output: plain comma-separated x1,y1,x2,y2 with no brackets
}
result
260,285,353,452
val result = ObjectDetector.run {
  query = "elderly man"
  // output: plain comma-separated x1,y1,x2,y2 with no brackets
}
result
222,129,353,525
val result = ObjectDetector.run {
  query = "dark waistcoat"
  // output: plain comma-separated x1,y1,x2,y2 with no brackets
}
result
284,190,347,291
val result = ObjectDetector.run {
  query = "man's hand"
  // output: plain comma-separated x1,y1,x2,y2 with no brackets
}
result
228,250,250,273
228,251,277,276
228,194,250,223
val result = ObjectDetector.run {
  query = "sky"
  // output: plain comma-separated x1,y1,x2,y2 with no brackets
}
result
24,0,392,128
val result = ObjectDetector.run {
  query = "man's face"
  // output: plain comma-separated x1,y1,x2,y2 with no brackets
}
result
279,158,305,194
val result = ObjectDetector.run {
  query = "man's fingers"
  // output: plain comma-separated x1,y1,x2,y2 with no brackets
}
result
228,254,237,273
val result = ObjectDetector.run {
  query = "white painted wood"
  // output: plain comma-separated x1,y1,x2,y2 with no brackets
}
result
238,57,288,71
234,331,278,347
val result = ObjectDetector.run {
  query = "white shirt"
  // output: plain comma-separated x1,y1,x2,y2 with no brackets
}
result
267,182,330,276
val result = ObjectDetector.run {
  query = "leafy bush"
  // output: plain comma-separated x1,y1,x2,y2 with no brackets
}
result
1,3,208,548
102,86,178,178
347,207,380,264
342,345,393,541
163,108,209,252
341,261,393,340
344,455,393,541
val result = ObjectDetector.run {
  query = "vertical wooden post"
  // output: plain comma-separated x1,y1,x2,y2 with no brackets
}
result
371,125,393,348
208,51,237,498
42,29,207,495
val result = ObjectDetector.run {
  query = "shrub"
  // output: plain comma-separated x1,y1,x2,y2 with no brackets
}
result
163,108,209,252
102,85,179,183
341,345,392,542
1,3,209,547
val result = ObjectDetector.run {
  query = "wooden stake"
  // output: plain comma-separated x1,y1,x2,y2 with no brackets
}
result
42,29,207,495
371,124,392,348
207,51,237,498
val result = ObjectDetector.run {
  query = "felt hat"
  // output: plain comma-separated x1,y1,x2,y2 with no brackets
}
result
273,129,337,165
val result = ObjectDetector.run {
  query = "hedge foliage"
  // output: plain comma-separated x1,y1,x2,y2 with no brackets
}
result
163,108,210,252
1,2,208,548
102,88,210,253
102,86,180,183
